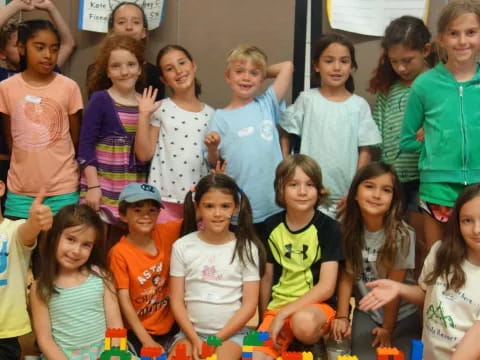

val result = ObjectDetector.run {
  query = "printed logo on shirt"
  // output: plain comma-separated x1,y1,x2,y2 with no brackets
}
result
0,238,8,286
202,265,222,281
238,126,254,137
260,120,274,141
13,96,64,152
426,301,456,329
137,262,164,285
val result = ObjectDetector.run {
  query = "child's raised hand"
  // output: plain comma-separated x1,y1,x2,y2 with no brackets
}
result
210,160,227,175
358,279,399,311
32,0,53,10
138,86,161,116
204,131,221,151
371,327,392,348
14,0,35,11
330,317,351,341
29,189,53,232
85,187,102,212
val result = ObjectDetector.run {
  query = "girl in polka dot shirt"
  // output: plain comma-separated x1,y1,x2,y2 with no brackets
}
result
136,45,214,223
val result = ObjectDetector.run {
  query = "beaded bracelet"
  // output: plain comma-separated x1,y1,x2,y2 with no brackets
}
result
87,185,101,190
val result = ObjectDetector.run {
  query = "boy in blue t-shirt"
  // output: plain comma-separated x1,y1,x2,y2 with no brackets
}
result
204,44,293,231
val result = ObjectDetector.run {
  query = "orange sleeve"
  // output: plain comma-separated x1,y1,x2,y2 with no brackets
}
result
108,243,130,289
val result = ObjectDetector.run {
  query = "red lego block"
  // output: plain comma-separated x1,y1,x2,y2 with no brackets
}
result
105,328,127,338
171,344,191,360
141,347,164,357
280,352,302,360
201,342,215,358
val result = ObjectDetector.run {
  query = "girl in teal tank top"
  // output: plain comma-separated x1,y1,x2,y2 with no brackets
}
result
30,204,123,359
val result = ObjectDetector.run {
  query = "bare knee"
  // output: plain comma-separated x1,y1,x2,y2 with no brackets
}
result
291,309,326,344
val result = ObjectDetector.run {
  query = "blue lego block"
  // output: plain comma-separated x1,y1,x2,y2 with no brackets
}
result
410,339,424,360
258,331,270,341
241,351,253,358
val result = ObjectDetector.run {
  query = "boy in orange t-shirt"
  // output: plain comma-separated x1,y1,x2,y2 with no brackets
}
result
109,183,181,356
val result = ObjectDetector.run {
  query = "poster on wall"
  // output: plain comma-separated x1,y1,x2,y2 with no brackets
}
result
326,0,430,36
78,0,165,33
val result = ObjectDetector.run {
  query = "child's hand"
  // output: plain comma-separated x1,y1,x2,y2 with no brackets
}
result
32,0,53,10
210,160,227,175
371,327,391,348
269,311,288,349
330,318,351,341
416,127,425,142
14,0,35,11
85,187,102,212
192,337,204,360
358,279,399,311
29,190,53,232
204,131,221,151
138,86,161,116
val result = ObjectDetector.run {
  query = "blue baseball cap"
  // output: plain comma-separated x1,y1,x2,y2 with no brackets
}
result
118,183,163,206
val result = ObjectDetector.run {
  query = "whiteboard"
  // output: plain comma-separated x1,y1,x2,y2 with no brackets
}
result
327,0,430,36
78,0,165,33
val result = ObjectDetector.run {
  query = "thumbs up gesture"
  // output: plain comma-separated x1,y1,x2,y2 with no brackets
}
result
29,190,53,232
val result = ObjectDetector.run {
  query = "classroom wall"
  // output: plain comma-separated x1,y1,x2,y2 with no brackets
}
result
21,0,446,107
23,0,295,108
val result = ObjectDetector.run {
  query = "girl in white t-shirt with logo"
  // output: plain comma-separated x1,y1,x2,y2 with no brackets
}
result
136,45,214,224
360,183,480,360
169,174,266,360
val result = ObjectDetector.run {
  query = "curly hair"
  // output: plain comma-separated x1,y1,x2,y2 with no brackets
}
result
87,34,145,95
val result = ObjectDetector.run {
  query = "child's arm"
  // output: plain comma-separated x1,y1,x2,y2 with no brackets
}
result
400,90,424,153
269,261,338,342
258,263,273,320
358,279,426,310
117,288,164,348
278,127,290,158
68,111,81,152
331,268,353,340
18,190,52,246
267,61,293,102
135,87,161,161
0,0,33,28
357,146,372,169
104,280,123,329
216,280,259,341
30,281,69,360
34,0,75,67
452,321,480,360
204,131,221,167
170,276,204,359
371,269,407,348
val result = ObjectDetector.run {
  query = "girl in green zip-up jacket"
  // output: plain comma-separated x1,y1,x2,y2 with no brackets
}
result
400,0,480,250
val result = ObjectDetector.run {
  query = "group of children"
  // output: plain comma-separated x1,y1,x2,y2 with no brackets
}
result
1,0,480,359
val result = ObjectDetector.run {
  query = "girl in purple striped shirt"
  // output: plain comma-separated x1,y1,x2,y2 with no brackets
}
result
78,34,149,246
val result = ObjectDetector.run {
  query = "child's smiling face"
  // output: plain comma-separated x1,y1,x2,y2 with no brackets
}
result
225,59,264,101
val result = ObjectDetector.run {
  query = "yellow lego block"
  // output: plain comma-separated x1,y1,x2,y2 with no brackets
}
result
337,356,358,360
206,354,217,360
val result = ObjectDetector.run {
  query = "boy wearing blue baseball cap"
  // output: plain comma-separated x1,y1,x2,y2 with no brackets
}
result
108,183,181,356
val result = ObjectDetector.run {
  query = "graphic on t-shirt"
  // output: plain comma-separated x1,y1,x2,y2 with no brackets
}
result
427,301,455,329
13,96,64,151
202,265,222,281
260,120,274,141
0,239,7,286
135,262,169,318
361,247,378,283
284,243,308,259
